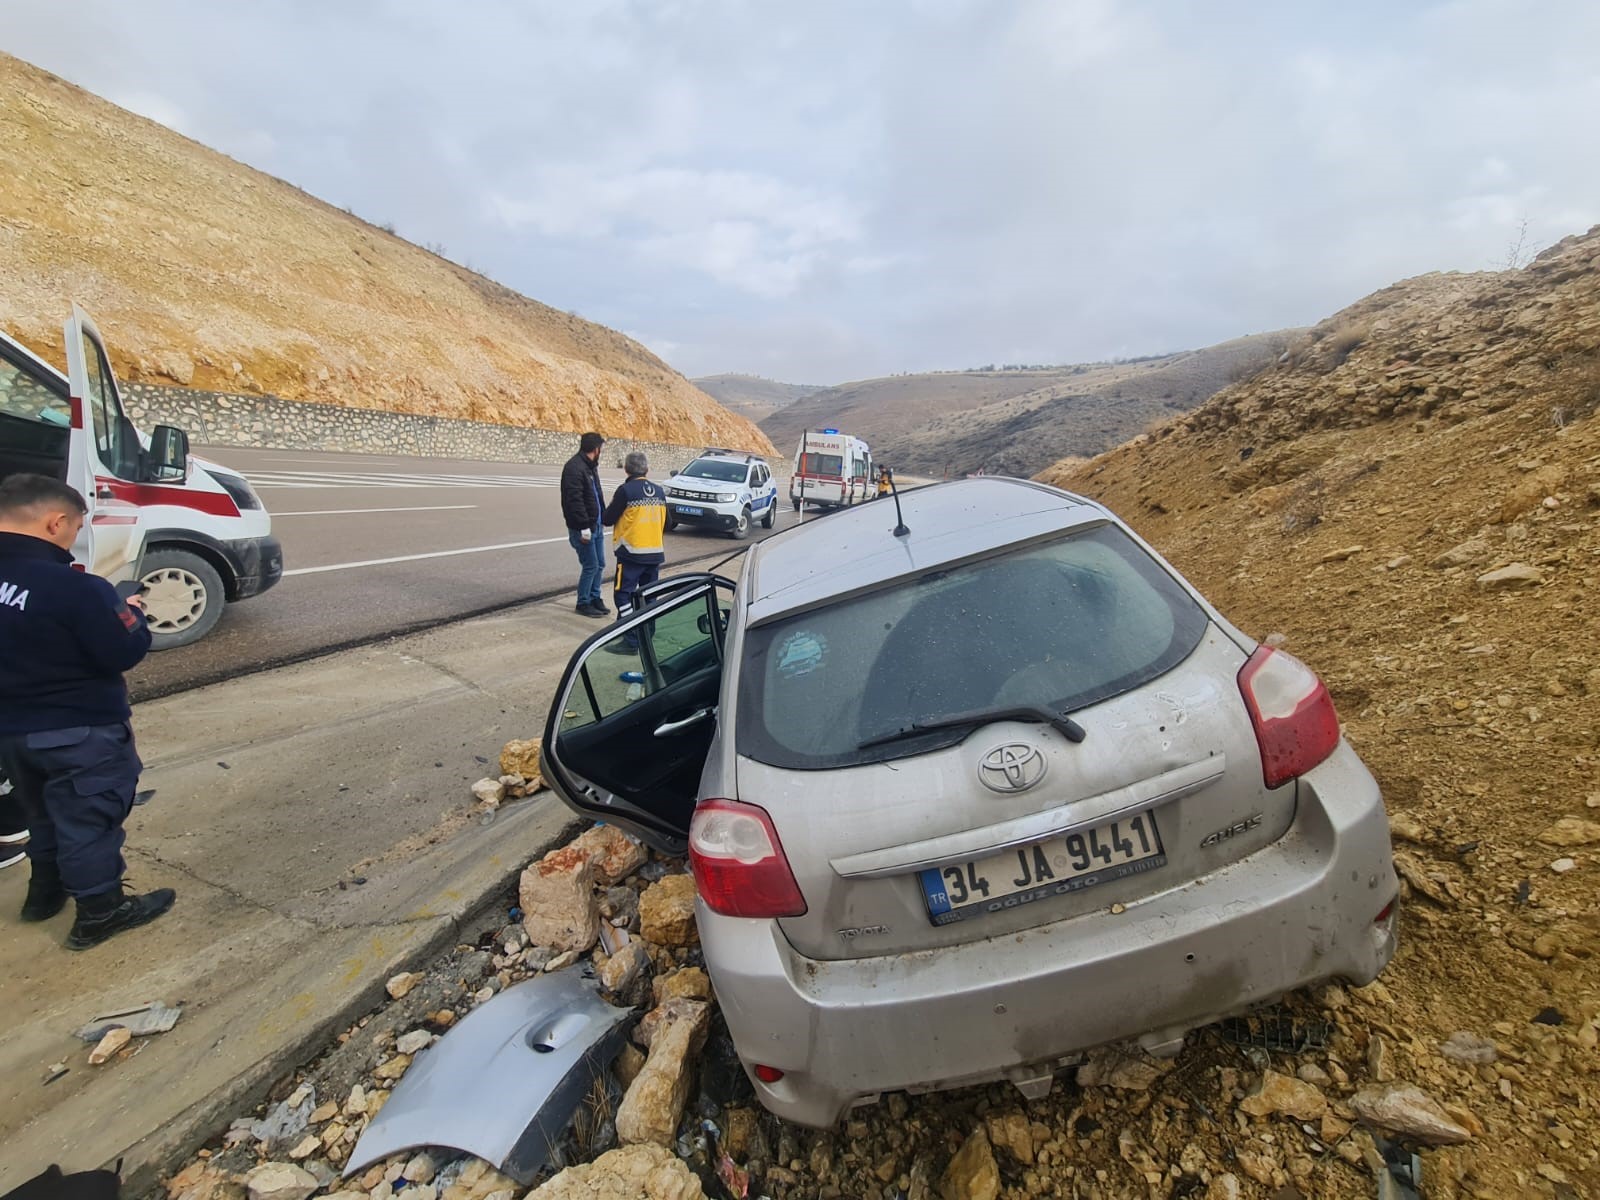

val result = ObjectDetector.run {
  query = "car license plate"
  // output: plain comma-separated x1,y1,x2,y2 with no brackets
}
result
674,505,704,517
919,810,1166,925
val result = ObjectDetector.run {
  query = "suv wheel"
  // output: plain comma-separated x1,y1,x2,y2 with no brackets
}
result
731,506,752,540
665,517,678,532
140,548,227,649
761,502,775,529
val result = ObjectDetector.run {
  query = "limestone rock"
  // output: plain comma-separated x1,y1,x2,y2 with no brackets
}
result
88,1026,131,1064
1538,817,1600,847
1431,536,1490,568
528,1143,705,1199
1238,1070,1328,1120
402,1153,438,1184
597,942,651,995
939,1127,1000,1200
343,1085,367,1117
471,778,505,806
984,1110,1034,1165
519,844,600,953
1204,1175,1244,1200
571,824,649,885
652,966,712,1005
615,999,712,1146
1351,1083,1473,1145
613,1042,647,1089
1476,562,1543,588
395,1029,435,1055
639,874,699,946
439,1159,521,1200
167,1163,244,1200
1075,1044,1174,1091
499,738,543,780
385,972,420,1000
1440,1031,1498,1064
243,1163,318,1200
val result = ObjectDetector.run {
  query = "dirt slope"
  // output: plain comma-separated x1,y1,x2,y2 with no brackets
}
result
692,373,825,423
1028,225,1600,1197
0,54,772,452
759,332,1296,476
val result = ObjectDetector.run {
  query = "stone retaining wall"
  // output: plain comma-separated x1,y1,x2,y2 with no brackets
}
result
121,382,762,470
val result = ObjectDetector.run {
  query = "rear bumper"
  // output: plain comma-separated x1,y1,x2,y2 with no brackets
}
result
227,534,284,599
704,741,1397,1128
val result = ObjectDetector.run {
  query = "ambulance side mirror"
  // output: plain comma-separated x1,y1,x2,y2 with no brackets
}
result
147,424,190,483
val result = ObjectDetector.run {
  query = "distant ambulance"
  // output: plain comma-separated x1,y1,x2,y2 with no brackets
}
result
790,428,872,510
0,307,282,648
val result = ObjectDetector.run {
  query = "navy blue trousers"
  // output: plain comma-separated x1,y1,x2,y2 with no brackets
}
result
0,723,142,897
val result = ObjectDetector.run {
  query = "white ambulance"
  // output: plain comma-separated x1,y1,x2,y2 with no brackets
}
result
789,428,873,510
0,307,282,648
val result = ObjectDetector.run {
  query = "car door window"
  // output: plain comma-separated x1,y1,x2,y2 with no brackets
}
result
0,353,71,427
560,589,721,734
79,331,138,480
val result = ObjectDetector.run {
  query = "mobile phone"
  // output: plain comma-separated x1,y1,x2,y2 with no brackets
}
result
114,579,148,601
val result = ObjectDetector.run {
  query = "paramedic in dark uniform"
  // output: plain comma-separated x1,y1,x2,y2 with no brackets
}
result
0,474,175,950
601,452,667,649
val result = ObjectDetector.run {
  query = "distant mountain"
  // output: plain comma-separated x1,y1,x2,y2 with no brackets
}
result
759,333,1299,477
692,374,827,422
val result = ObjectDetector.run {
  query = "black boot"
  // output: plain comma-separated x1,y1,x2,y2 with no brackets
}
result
21,860,67,922
66,884,176,951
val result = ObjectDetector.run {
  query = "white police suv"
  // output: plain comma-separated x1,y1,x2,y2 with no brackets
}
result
662,450,778,540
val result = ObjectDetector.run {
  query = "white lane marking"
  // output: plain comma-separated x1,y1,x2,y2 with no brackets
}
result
283,533,607,576
273,504,480,517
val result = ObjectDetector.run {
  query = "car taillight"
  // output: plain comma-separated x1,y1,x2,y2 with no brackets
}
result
689,798,807,919
1237,646,1341,789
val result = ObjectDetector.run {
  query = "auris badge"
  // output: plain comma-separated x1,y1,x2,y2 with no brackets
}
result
979,743,1046,793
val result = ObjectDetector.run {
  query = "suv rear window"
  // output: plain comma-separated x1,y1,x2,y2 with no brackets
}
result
736,524,1209,769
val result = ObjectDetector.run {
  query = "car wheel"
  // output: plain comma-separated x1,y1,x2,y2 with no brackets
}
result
791,498,801,511
761,503,775,529
140,548,227,650
731,506,751,540
665,518,678,532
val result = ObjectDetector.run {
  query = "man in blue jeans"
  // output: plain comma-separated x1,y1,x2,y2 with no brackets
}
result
559,432,609,618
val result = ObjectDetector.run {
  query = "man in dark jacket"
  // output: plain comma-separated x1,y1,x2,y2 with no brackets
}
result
559,432,609,618
0,474,175,950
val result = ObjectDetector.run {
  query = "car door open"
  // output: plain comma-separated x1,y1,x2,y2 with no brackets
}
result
541,577,733,854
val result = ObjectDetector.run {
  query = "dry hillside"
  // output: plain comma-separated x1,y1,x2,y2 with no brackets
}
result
759,332,1295,476
1027,225,1600,1197
0,54,771,452
692,373,825,423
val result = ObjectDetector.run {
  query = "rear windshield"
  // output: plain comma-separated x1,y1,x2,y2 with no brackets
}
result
683,458,748,483
736,524,1209,769
797,452,844,477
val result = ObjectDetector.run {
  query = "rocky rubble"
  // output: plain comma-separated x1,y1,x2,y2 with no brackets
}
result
1036,224,1600,1195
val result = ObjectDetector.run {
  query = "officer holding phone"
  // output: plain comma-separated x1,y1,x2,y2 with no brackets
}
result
0,474,175,950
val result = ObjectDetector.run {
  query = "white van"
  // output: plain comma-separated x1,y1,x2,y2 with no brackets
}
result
790,428,872,510
0,307,282,648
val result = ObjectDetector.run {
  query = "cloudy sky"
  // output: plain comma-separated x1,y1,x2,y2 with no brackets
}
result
5,0,1598,383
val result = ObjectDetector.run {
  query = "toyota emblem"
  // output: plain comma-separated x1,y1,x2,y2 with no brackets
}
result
979,742,1046,793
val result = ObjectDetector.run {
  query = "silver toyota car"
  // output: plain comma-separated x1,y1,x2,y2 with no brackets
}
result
541,477,1398,1128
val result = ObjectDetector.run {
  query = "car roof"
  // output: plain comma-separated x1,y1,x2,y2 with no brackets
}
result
745,477,1107,625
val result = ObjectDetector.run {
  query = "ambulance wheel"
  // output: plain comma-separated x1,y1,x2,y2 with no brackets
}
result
791,498,801,511
731,506,752,540
761,504,775,529
140,548,226,650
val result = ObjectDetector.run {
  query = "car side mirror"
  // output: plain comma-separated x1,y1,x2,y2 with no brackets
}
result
147,424,189,483
697,613,712,635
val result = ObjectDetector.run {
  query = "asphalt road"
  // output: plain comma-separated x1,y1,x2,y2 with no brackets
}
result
128,446,802,699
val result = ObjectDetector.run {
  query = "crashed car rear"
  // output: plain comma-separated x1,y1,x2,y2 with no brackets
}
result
541,477,1399,1128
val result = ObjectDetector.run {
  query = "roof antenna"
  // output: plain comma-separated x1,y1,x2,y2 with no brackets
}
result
887,467,910,538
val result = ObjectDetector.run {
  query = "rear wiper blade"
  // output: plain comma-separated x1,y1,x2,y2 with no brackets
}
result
857,704,1087,750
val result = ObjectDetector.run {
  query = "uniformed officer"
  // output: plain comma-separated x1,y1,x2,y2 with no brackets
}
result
0,473,175,950
601,451,667,651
